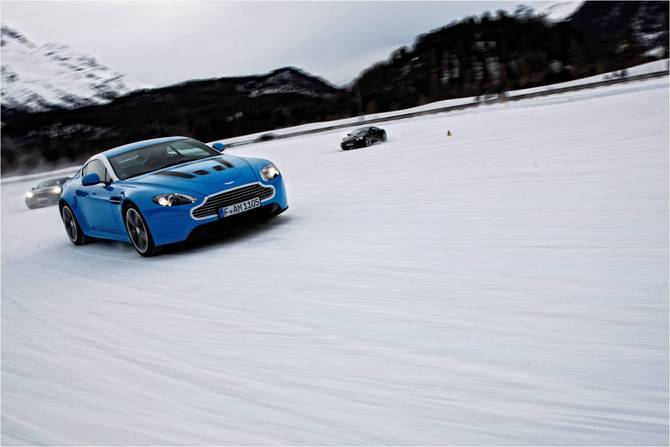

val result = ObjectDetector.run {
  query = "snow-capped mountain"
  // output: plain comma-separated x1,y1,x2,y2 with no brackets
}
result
1,24,148,112
243,67,339,98
535,1,584,21
169,66,340,98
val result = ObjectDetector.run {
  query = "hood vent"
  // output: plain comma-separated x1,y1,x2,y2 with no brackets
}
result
193,169,209,176
153,171,195,179
212,165,224,171
216,158,234,168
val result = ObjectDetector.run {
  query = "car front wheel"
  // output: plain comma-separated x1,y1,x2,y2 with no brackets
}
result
61,204,90,245
124,206,160,257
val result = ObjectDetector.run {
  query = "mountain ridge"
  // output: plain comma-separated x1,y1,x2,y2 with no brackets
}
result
139,65,341,99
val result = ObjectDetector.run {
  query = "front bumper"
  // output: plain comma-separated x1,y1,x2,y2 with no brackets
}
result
188,203,287,241
341,139,365,150
26,194,60,208
143,178,288,246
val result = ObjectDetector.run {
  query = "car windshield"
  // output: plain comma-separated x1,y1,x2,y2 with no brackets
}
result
108,139,218,180
351,129,368,135
38,178,66,187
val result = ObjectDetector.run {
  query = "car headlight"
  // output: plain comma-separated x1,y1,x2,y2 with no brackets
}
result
26,191,34,198
152,193,197,207
260,164,280,181
51,186,62,194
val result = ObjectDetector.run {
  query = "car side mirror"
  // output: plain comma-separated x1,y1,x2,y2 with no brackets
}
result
212,142,225,152
82,173,101,187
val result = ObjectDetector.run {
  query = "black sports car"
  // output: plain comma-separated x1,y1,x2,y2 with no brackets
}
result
25,177,70,209
340,126,387,150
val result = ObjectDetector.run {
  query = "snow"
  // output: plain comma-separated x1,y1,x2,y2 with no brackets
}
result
1,24,148,112
535,1,584,21
645,47,666,59
219,96,474,146
511,58,670,97
1,77,668,444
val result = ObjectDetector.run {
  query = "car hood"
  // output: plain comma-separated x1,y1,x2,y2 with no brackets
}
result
122,155,259,196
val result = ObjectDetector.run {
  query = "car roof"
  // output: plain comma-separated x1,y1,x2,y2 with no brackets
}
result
101,136,191,158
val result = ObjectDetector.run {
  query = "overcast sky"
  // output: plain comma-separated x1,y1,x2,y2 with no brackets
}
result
2,1,563,87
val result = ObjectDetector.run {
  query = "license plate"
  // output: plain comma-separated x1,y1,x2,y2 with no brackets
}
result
218,197,261,218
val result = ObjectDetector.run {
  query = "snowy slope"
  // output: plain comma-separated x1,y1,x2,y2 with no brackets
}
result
1,77,668,444
1,24,147,112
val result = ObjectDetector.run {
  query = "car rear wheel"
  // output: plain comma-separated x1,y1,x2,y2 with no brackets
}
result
61,204,90,245
381,131,387,142
124,206,160,257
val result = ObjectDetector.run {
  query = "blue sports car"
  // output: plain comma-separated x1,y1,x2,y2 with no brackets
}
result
59,136,288,256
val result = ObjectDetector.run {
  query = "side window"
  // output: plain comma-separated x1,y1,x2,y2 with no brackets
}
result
82,160,111,183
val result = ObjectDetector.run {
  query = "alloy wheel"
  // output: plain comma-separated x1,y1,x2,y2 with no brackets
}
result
62,206,78,243
125,208,148,254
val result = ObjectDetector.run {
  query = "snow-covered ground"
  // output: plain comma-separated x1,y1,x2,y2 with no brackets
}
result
1,77,668,445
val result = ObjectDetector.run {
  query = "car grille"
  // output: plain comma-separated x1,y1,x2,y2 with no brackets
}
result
191,182,275,219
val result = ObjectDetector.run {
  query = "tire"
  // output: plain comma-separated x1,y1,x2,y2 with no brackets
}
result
381,131,387,142
61,204,91,245
124,205,160,257
364,137,371,147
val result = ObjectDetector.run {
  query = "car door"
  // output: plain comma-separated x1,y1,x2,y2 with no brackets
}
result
77,160,121,233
